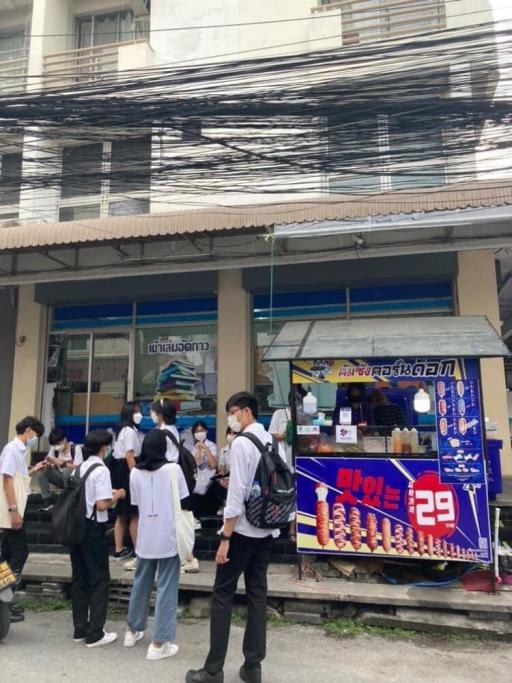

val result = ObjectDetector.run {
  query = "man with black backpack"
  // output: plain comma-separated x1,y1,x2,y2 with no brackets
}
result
64,430,126,648
186,392,294,683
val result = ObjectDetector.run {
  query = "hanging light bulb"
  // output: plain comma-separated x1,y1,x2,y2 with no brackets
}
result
414,388,431,413
303,391,318,416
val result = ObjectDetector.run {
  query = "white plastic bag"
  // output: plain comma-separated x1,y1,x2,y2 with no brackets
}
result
169,464,195,562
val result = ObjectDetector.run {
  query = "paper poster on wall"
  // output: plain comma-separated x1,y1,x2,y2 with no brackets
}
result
135,328,217,413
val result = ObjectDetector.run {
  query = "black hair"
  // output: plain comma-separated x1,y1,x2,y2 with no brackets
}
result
82,430,113,460
346,383,366,401
15,416,44,437
48,427,67,446
151,398,177,425
226,426,233,436
226,392,259,419
137,429,168,471
116,401,141,434
191,420,208,436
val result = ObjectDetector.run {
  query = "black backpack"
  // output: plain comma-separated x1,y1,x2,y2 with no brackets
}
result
162,430,197,495
239,433,296,529
51,463,103,547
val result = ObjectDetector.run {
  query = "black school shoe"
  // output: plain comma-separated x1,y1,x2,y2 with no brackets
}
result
239,666,262,683
185,669,224,683
10,611,25,623
10,603,25,615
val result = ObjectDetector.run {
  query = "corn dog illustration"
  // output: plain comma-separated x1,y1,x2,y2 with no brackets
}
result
427,534,434,557
395,524,405,555
350,507,362,550
442,539,448,558
366,513,378,552
434,538,442,557
405,527,415,555
381,517,392,553
315,483,330,548
333,502,346,549
417,530,425,556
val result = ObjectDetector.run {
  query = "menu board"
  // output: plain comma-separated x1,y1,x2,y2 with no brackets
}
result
435,379,485,485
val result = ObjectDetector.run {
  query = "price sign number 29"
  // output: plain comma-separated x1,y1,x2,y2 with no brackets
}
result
408,473,458,537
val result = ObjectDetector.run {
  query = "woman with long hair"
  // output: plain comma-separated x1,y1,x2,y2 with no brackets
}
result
111,401,143,560
124,429,189,661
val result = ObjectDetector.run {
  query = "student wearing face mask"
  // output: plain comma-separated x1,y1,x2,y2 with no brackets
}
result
70,430,126,648
0,416,45,624
150,399,180,463
188,421,218,518
111,402,143,561
38,428,84,512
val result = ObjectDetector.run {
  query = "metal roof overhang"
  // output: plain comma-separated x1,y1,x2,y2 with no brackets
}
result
263,316,510,361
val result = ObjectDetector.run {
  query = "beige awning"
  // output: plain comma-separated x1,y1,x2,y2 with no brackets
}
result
1,179,511,251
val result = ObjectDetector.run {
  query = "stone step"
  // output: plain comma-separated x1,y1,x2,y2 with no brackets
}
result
359,606,512,638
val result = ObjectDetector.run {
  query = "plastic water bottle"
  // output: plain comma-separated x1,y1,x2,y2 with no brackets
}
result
251,482,261,498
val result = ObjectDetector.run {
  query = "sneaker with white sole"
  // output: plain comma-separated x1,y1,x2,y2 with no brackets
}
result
146,642,179,661
181,557,199,574
124,557,137,571
124,630,144,647
85,631,118,648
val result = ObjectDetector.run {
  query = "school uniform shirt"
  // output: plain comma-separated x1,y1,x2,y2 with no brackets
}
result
193,438,217,495
130,464,189,559
159,423,180,463
113,426,143,460
269,408,292,469
217,446,231,473
47,443,83,468
0,438,29,478
224,422,286,539
76,457,113,523
72,445,84,467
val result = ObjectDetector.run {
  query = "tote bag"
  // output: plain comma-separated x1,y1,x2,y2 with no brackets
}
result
0,471,30,529
169,464,195,562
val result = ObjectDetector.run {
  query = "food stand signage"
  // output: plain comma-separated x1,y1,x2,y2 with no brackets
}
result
293,356,492,563
296,457,491,563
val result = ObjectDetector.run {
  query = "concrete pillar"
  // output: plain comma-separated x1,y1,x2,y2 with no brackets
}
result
8,285,48,436
216,269,252,433
456,250,512,474
0,288,17,444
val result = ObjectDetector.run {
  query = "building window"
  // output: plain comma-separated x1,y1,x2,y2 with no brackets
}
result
0,152,22,213
328,113,446,193
59,136,152,221
76,10,135,49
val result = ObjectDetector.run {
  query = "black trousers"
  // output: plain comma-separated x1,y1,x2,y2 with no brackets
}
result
205,532,273,675
0,524,29,583
70,520,110,644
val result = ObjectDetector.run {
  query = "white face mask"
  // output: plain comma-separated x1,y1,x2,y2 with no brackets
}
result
27,435,38,448
54,444,64,452
227,414,242,433
226,434,235,445
133,412,143,425
194,430,207,442
150,411,159,425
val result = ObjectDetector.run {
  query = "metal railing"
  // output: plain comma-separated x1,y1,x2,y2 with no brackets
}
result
0,48,29,94
43,39,147,89
313,0,446,45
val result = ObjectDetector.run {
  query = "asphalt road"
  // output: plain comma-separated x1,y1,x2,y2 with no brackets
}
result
1,610,511,683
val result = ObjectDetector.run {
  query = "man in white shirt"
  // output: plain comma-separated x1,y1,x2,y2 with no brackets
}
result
0,416,45,623
187,392,285,683
69,430,125,648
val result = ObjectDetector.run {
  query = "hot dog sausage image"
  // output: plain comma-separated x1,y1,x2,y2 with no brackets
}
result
366,512,378,552
333,502,346,549
417,530,425,556
315,483,330,548
405,527,415,555
381,517,392,553
350,507,362,551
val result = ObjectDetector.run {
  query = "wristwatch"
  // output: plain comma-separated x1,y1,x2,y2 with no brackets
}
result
219,533,232,542
8,505,18,513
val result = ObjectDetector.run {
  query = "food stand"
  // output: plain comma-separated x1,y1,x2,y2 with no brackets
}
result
264,316,509,567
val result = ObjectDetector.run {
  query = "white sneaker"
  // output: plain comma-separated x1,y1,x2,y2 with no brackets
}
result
124,630,144,647
124,557,137,571
146,642,179,661
181,557,199,574
85,631,118,648
194,518,202,530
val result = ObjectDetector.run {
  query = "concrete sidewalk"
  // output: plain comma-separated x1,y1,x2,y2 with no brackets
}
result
2,609,511,683
23,553,512,616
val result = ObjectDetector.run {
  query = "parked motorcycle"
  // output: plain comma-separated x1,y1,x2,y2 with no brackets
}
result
0,561,16,641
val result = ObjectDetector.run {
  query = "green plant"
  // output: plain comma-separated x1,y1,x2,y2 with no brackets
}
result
19,597,71,613
323,618,415,640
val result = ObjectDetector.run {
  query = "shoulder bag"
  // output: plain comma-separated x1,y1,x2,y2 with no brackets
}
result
168,464,195,562
0,471,31,529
